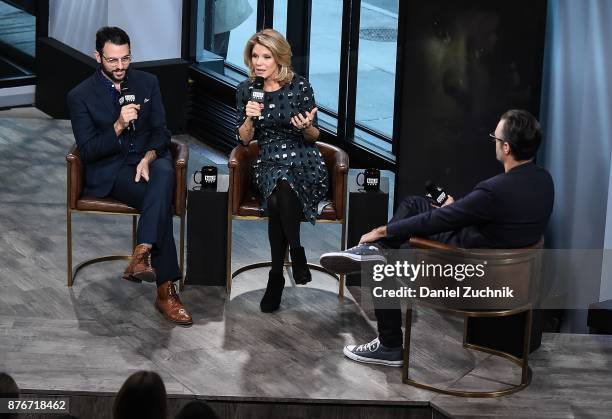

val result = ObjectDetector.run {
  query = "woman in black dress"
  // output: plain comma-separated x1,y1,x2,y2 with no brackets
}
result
236,29,329,312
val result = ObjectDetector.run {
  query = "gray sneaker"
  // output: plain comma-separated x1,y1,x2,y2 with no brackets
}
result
319,243,386,274
343,337,403,367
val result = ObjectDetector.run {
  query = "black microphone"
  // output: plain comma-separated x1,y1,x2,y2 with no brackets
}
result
118,80,137,132
251,76,265,103
425,180,449,206
249,76,265,124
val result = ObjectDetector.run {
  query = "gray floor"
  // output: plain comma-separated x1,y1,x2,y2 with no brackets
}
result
1,109,612,418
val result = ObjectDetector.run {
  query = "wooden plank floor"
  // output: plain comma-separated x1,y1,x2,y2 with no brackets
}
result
1,110,611,418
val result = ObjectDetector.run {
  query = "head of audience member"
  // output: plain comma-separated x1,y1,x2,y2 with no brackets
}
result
113,371,167,419
492,109,542,167
0,372,19,419
243,28,294,84
94,26,131,84
175,400,218,419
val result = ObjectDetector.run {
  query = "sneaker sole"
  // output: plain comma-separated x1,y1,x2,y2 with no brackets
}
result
343,346,403,367
320,253,387,274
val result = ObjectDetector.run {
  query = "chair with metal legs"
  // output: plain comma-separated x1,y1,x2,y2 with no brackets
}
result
226,140,349,297
65,138,188,288
401,237,543,397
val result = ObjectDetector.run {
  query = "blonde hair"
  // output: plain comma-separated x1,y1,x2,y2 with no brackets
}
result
243,29,294,85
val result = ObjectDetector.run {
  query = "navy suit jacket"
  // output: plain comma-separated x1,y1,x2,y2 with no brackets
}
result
67,69,171,197
387,162,554,248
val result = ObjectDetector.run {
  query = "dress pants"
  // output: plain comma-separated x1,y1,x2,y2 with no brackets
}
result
110,155,181,286
374,196,457,348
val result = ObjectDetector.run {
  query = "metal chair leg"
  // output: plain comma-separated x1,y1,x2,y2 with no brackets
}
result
402,304,533,397
179,213,185,290
521,309,533,384
226,176,234,296
402,308,413,382
338,217,348,298
67,209,73,287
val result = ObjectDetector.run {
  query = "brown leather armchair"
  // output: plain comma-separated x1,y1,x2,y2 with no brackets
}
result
66,139,188,287
227,140,349,297
401,237,543,397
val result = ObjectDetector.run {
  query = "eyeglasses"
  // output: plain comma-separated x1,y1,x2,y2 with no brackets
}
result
102,54,131,66
489,132,508,143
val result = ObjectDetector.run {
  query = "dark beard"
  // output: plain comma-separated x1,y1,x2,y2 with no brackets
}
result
100,65,126,83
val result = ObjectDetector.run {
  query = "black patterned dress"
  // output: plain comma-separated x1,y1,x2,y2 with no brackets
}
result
235,75,329,224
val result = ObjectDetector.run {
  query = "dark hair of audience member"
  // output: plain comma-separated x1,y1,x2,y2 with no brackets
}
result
113,371,167,419
0,372,18,397
0,372,19,419
175,400,219,419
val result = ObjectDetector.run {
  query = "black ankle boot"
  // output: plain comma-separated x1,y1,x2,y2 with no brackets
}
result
290,246,312,285
260,271,285,313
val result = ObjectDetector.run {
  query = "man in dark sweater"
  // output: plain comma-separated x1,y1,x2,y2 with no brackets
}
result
320,109,554,366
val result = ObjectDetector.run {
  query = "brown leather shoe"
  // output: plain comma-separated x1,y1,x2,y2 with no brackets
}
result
155,281,193,326
122,244,156,283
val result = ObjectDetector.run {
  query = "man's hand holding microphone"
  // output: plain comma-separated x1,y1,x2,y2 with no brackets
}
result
114,103,140,136
114,80,139,136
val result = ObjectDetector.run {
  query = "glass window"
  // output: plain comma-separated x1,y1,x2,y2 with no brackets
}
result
197,0,257,72
355,0,398,147
223,0,257,69
273,0,287,37
308,0,342,130
0,0,35,79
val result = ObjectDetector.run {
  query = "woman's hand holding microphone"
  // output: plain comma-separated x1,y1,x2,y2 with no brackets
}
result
245,101,264,119
238,100,263,145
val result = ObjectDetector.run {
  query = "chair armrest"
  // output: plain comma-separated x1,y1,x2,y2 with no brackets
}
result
66,145,83,210
171,138,189,216
408,237,460,250
316,142,349,219
409,237,544,252
331,148,349,218
228,142,257,215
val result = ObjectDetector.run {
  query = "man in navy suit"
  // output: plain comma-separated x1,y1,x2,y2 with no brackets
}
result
68,27,192,326
321,109,554,366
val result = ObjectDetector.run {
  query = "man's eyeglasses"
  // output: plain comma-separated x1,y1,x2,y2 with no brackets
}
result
102,54,131,66
489,133,508,143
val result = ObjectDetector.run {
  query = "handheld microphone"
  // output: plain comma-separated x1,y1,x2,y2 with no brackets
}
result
425,180,449,206
119,81,137,132
251,76,265,104
250,76,265,125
